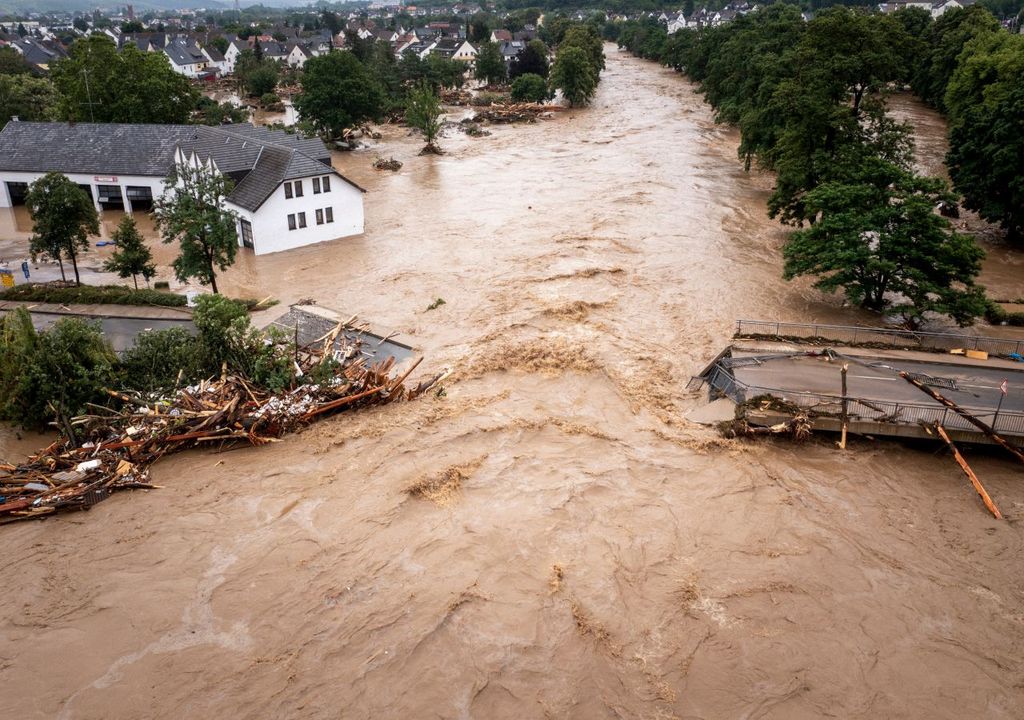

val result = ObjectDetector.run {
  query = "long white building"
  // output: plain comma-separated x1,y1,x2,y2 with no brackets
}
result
0,121,365,256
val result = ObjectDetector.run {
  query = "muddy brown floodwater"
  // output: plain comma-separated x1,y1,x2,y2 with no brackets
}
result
3,47,1024,720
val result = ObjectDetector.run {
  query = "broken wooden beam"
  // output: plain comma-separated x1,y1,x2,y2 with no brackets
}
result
934,423,1002,519
899,371,1024,465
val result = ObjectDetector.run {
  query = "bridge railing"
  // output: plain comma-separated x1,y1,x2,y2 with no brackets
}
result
734,320,1024,358
701,361,1024,437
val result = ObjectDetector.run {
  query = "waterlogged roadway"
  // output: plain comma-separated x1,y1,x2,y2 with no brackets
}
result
2,47,1023,720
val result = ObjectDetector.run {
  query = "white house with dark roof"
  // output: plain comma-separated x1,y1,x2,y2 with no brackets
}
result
162,38,211,78
0,121,365,256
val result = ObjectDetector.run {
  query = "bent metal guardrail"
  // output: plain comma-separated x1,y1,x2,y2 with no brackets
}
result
735,320,1024,358
700,362,1024,437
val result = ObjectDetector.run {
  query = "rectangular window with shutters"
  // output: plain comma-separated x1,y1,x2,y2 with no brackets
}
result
298,212,307,228
315,209,324,225
325,207,334,223
287,214,296,230
313,177,321,194
294,180,303,197
322,176,331,192
284,182,293,199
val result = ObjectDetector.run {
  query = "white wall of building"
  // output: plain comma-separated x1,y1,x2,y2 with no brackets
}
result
0,170,168,212
229,173,364,255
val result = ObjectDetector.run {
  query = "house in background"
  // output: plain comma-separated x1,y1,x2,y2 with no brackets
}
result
162,38,211,78
0,121,366,256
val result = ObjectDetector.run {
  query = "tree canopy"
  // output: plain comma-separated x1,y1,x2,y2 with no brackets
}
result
474,41,507,85
294,50,385,139
945,31,1024,242
405,82,444,152
25,172,99,286
104,216,156,290
155,162,239,294
51,35,197,124
613,5,993,324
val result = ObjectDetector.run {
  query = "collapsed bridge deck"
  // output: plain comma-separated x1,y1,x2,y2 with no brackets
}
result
693,322,1024,445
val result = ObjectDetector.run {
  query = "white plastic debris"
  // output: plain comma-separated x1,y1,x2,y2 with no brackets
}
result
76,459,102,472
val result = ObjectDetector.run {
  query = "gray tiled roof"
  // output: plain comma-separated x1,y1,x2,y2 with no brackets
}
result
163,38,206,67
0,122,197,176
0,121,364,213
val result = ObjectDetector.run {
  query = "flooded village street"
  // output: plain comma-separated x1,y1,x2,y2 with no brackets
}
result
2,47,1024,719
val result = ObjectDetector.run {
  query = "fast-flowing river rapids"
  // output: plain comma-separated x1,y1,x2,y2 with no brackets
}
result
2,47,1023,719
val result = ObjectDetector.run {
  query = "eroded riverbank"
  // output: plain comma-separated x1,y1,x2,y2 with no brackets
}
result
2,47,1023,720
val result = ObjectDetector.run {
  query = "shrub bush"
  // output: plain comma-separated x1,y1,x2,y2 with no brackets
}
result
0,283,186,307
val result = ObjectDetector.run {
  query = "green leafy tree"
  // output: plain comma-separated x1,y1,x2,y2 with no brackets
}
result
424,53,465,90
911,6,1000,111
0,74,58,124
25,172,99,286
783,161,987,326
944,31,1024,242
119,327,203,392
192,295,292,390
246,62,278,97
540,15,572,46
103,215,156,290
121,20,144,33
560,24,605,73
0,46,30,75
510,39,549,79
210,36,229,54
1,311,117,431
294,50,385,139
51,35,197,123
405,82,444,152
511,72,549,102
948,82,1024,243
474,41,507,85
155,162,238,294
550,46,598,107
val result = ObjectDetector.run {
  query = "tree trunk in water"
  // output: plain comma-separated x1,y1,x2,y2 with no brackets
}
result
57,258,66,283
133,275,139,290
209,267,219,294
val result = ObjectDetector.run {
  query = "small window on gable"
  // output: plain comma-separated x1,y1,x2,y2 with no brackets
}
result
322,176,331,192
294,180,304,197
287,213,296,230
316,209,324,225
298,212,307,228
284,182,293,199
313,177,321,194
325,207,334,223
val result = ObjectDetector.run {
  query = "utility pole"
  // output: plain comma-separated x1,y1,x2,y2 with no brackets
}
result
81,67,97,123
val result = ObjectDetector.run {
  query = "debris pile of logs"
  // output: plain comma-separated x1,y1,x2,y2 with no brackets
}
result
471,103,562,124
0,327,444,525
374,157,403,171
440,89,474,105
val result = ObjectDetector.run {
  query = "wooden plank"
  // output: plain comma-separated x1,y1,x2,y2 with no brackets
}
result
935,424,1002,519
899,371,1024,465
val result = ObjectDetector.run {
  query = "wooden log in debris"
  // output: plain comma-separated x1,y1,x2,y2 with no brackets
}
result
899,371,1024,465
934,423,1002,519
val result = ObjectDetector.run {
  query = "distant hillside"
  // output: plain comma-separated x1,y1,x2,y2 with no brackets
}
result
0,0,231,14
